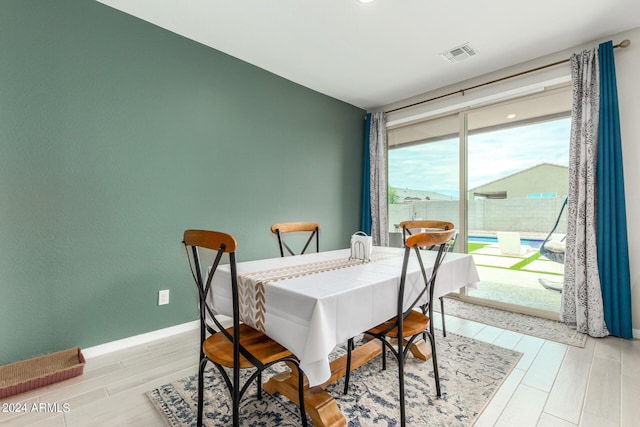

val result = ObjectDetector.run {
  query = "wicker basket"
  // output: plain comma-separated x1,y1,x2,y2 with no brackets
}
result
0,347,85,399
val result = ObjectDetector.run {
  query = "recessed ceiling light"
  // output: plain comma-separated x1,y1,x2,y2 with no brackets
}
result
358,0,374,3
506,113,517,119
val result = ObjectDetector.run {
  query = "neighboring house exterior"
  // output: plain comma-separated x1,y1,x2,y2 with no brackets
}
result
469,163,568,200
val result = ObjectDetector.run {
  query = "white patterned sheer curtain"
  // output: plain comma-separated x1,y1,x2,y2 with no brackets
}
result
369,112,389,246
561,48,609,337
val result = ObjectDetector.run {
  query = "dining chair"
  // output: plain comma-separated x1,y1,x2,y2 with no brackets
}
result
270,222,320,257
400,220,456,337
343,229,455,427
182,229,308,427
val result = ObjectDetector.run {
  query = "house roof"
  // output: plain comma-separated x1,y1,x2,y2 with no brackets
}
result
469,163,568,191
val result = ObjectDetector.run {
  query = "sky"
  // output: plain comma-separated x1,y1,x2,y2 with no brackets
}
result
388,118,571,197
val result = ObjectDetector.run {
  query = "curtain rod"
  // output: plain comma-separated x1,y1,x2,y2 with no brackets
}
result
385,39,631,115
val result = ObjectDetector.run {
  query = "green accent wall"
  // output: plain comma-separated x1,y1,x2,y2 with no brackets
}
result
0,0,365,365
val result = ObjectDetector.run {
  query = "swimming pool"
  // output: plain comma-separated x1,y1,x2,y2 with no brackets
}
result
468,235,545,249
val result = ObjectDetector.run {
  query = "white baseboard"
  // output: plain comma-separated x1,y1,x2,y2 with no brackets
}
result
81,319,639,360
82,320,200,359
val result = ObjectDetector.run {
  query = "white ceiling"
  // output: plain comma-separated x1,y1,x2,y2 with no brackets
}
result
96,0,640,110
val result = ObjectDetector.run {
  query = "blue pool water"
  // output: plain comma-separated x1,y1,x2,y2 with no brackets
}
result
468,235,544,249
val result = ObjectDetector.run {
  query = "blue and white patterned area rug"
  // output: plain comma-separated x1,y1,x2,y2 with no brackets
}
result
147,331,521,426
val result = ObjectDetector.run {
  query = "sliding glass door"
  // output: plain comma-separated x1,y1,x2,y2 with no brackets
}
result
465,89,570,316
387,114,460,250
387,87,571,318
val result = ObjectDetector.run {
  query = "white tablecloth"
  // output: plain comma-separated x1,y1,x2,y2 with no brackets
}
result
209,246,479,386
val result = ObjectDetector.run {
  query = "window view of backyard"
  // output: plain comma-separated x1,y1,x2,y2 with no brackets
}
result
387,89,571,317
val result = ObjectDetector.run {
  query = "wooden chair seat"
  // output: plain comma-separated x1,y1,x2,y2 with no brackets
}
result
204,324,293,369
367,311,430,338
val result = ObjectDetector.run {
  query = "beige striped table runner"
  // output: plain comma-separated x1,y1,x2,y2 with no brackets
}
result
237,254,396,332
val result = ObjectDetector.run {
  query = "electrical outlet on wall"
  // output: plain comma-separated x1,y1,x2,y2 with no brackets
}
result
158,289,170,305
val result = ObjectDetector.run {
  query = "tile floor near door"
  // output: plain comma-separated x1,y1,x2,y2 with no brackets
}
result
1,315,639,427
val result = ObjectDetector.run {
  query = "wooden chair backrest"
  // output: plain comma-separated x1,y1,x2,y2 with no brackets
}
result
400,220,455,249
270,222,320,234
405,229,456,249
182,229,240,346
183,229,237,252
394,229,456,331
270,222,320,256
400,220,454,233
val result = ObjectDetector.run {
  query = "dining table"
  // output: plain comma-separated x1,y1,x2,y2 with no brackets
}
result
209,245,479,426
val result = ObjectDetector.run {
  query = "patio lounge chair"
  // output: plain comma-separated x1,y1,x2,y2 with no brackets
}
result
497,231,531,255
538,197,568,292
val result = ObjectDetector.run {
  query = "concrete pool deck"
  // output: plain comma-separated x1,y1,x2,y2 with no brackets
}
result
465,243,564,314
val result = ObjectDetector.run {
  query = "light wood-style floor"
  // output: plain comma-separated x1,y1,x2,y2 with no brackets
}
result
1,314,639,427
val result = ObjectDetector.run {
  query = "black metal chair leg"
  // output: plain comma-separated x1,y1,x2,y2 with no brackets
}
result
381,338,387,371
197,358,206,427
429,311,436,340
297,364,309,427
427,331,441,397
344,338,353,394
257,372,262,399
397,339,406,427
232,366,240,427
440,297,447,337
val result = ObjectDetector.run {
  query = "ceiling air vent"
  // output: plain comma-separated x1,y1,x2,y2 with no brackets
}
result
440,43,477,63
